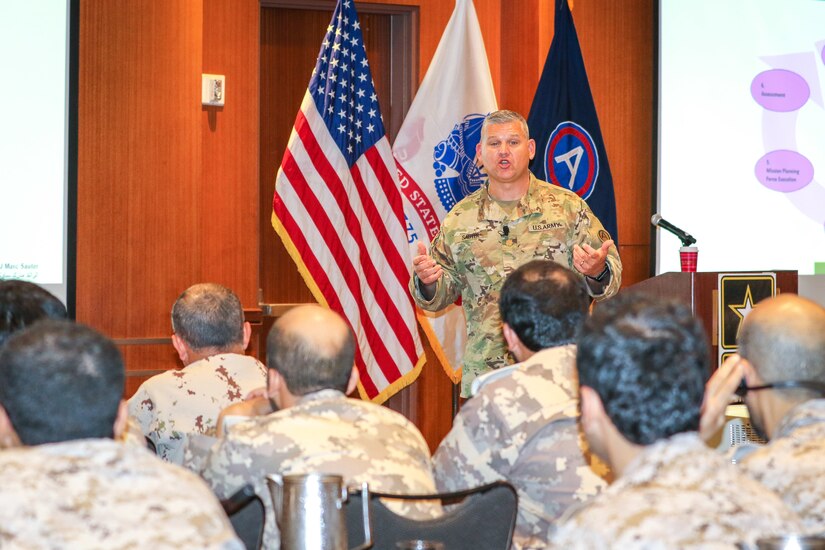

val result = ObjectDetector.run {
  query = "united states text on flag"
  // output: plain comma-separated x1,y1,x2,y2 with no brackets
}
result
271,0,424,402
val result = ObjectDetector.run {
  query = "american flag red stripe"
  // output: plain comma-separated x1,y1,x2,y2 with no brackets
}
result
272,199,381,397
271,0,423,401
277,137,405,377
290,113,416,369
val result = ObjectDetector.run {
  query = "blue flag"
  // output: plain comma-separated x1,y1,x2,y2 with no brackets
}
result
527,0,619,244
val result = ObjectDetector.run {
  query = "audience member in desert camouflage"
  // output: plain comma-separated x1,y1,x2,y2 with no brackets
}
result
433,261,609,549
195,304,438,550
0,320,242,549
128,283,266,464
701,294,825,535
411,110,621,395
0,279,67,349
552,294,801,549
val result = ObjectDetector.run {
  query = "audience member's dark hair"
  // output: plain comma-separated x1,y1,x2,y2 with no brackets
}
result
0,280,67,347
0,320,124,445
266,318,355,395
577,293,709,445
499,260,590,350
171,283,244,350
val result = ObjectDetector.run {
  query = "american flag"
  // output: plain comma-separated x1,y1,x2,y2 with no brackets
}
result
271,0,424,402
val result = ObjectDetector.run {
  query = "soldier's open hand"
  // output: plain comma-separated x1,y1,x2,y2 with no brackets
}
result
412,241,443,286
573,240,613,278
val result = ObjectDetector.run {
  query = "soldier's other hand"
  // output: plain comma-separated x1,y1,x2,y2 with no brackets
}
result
699,354,744,442
573,240,614,278
413,241,443,286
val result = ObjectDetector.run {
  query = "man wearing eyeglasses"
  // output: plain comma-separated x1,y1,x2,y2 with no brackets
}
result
701,293,825,535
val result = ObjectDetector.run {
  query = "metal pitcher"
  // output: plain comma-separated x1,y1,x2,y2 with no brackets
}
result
266,473,371,550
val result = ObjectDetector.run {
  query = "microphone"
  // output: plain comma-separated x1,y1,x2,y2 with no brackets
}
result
651,214,696,246
502,225,509,237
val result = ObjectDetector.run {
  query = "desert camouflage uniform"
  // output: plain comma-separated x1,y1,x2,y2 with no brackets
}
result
433,345,609,550
551,432,802,549
128,353,266,464
411,175,621,395
197,389,439,550
0,438,242,549
740,399,825,535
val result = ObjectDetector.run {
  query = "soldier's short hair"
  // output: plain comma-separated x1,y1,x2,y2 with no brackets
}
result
0,280,67,348
266,312,355,396
739,294,825,392
0,320,124,445
171,283,245,351
481,109,530,141
577,293,708,445
499,260,590,351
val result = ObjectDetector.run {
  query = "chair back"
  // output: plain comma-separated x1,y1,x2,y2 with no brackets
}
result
345,481,518,550
220,484,265,550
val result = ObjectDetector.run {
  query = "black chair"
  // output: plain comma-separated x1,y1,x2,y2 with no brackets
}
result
220,484,265,550
345,481,518,550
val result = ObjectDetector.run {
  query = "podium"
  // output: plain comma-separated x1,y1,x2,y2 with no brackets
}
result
623,271,798,372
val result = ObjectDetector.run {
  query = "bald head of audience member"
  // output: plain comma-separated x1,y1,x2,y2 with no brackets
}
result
0,320,127,447
737,294,825,439
266,304,357,409
171,283,251,365
0,280,67,348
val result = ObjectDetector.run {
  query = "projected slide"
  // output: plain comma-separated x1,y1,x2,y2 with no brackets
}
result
659,0,825,275
0,1,69,297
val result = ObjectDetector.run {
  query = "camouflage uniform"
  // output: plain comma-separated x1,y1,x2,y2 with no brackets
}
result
551,432,802,549
433,345,609,550
196,389,439,550
740,399,825,535
0,438,242,549
128,353,266,464
411,175,621,395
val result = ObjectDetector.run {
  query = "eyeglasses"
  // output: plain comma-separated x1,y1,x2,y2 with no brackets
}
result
735,380,825,398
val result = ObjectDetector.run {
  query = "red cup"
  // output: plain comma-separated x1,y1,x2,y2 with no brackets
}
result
679,246,698,272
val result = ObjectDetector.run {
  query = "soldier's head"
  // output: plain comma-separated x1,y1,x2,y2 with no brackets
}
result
576,293,708,470
0,320,127,446
499,260,590,361
265,304,357,408
477,110,536,187
171,283,251,365
480,110,530,142
0,280,67,348
736,294,825,439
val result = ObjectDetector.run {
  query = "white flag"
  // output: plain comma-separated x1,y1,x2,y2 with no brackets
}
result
392,0,497,382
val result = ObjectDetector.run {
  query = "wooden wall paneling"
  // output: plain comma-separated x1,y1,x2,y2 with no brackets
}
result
202,0,261,308
499,0,543,114
259,7,329,306
79,1,205,395
616,244,650,289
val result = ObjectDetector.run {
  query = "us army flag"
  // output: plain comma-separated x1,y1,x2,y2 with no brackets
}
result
527,0,619,242
392,0,497,382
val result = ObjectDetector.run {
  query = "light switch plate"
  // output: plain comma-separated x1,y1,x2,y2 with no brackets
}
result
202,74,225,106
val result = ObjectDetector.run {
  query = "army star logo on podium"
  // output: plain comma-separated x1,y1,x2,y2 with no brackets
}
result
718,273,777,364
